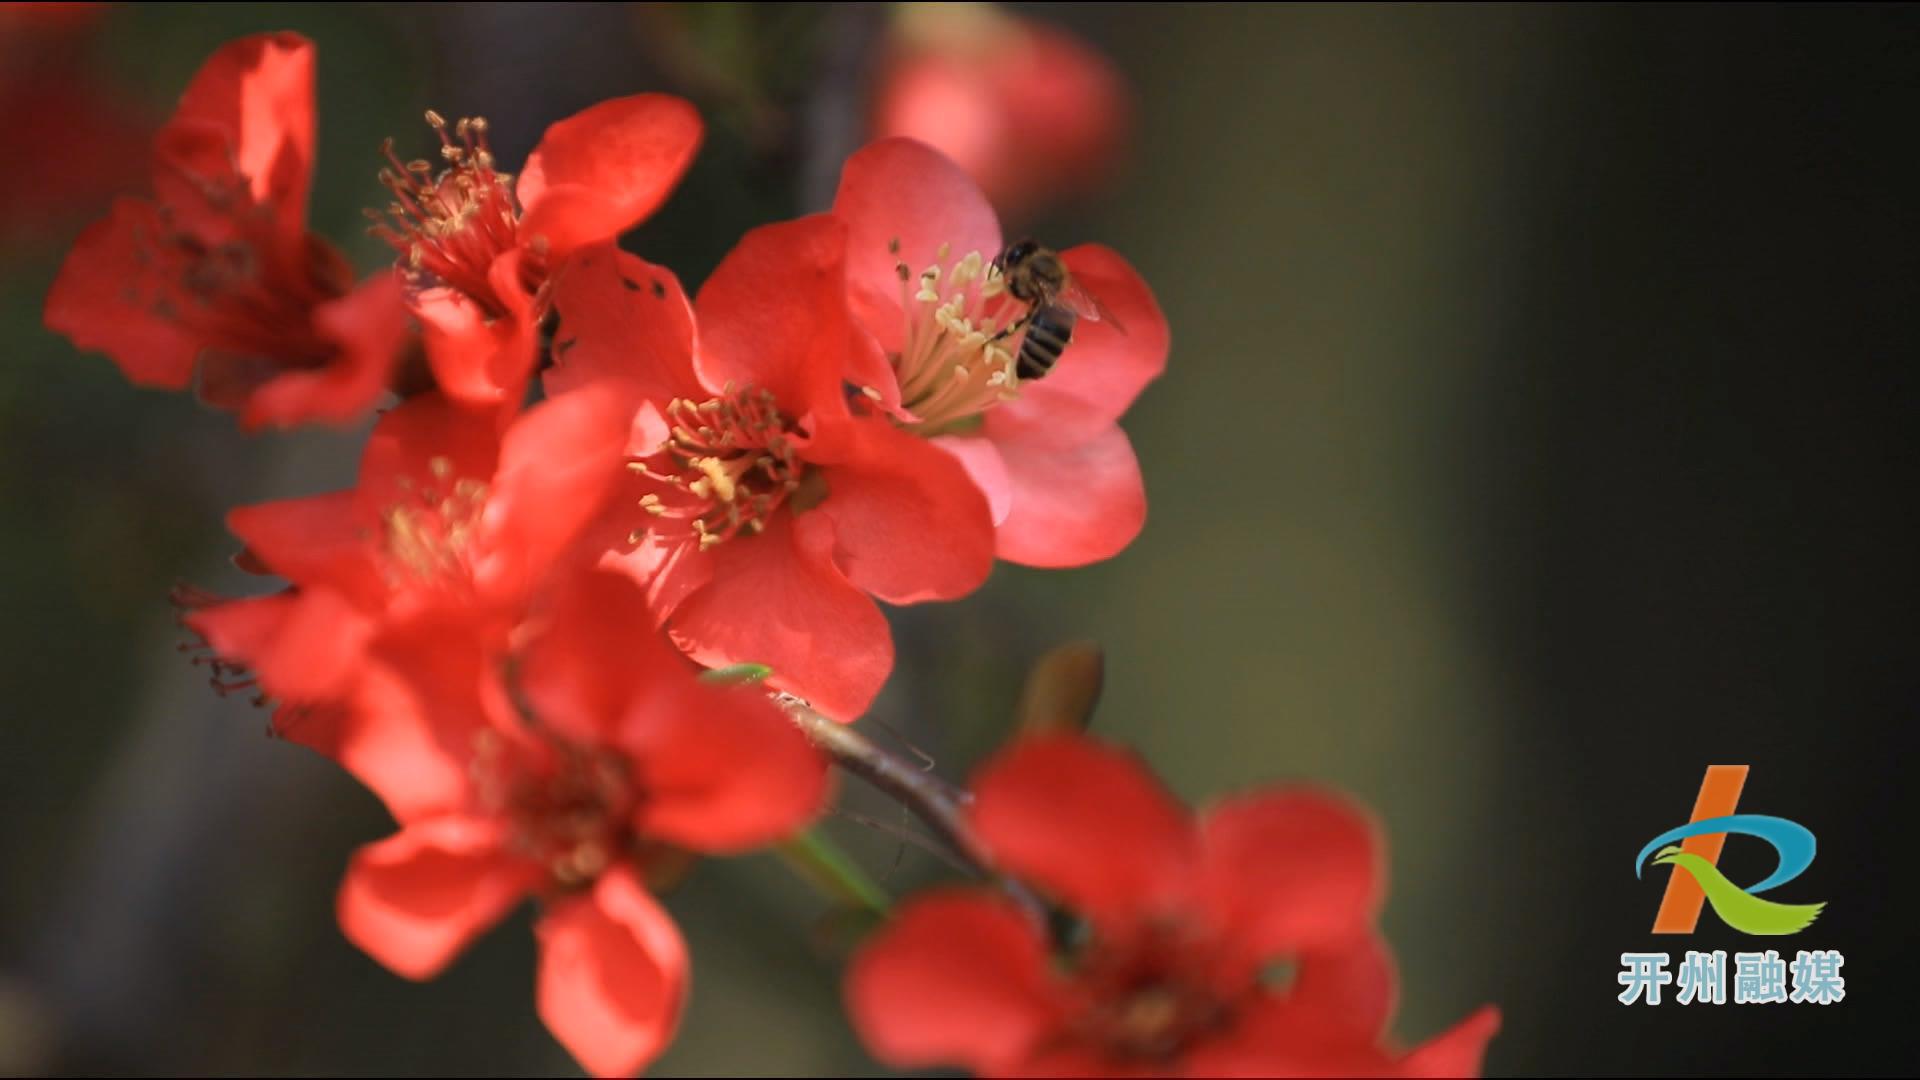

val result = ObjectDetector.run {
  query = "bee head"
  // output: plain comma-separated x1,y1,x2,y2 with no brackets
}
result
994,239,1040,275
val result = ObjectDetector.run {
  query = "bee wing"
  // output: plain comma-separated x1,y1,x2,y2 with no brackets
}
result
1057,278,1129,336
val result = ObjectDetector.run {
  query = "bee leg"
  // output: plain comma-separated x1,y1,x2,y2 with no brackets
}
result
989,309,1034,344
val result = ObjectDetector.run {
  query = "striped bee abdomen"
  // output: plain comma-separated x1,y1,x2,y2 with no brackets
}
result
1016,305,1078,380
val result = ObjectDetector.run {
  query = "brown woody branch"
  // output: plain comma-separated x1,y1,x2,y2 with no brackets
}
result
779,696,1048,921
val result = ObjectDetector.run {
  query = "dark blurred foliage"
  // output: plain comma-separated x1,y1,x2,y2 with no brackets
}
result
1,4,1916,1076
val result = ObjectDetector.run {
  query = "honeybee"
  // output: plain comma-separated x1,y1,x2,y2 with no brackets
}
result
991,239,1125,380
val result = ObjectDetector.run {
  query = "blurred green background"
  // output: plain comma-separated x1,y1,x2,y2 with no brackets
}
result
3,4,1915,1076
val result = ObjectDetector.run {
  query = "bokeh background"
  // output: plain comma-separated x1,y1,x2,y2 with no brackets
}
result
3,3,1916,1076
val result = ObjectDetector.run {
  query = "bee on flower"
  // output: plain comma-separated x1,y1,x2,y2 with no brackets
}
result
545,222,996,721
831,137,1169,569
39,22,1508,1080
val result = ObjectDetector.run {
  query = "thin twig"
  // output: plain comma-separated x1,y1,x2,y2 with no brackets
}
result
780,697,1049,922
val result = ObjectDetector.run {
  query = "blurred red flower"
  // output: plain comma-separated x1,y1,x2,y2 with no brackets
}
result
832,138,1168,568
374,94,702,407
846,736,1500,1077
0,3,146,248
42,33,411,429
546,218,995,720
328,568,826,1078
187,386,823,1073
871,4,1128,219
187,385,633,729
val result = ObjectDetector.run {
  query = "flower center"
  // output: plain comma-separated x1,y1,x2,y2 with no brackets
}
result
470,728,634,889
379,455,490,588
625,387,811,551
1068,922,1240,1063
1087,980,1232,1063
371,111,536,316
137,163,350,385
885,240,1025,433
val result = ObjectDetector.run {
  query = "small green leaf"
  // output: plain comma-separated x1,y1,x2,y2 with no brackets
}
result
698,662,773,685
777,828,891,916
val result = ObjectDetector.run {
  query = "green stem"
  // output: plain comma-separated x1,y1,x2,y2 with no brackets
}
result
778,827,891,915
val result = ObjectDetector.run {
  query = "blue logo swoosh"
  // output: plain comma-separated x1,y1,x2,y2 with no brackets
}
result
1634,814,1816,894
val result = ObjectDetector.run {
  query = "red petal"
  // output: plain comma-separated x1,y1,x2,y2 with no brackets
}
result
1288,933,1398,1043
1198,788,1384,957
187,587,372,705
484,249,543,397
873,18,1127,217
336,817,533,980
932,433,1012,524
968,736,1193,924
845,890,1060,1072
413,290,504,405
845,322,906,419
355,391,504,515
43,198,203,388
809,416,995,603
414,260,539,408
473,384,631,604
693,214,855,420
832,137,1002,357
183,591,293,666
1023,244,1169,425
872,57,1006,214
606,527,714,620
169,31,316,236
150,119,247,243
330,616,515,822
517,568,674,745
624,675,828,852
309,676,482,825
546,245,701,417
668,512,892,721
226,492,385,607
535,866,690,1078
240,272,409,431
984,411,1144,568
1184,993,1400,1078
1398,1006,1500,1079
517,93,702,258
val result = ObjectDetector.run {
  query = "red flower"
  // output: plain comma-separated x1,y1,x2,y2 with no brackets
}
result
831,137,1169,568
42,32,411,430
187,385,633,726
546,218,996,720
872,5,1129,218
0,3,147,246
329,567,828,1077
846,736,1500,1077
373,94,702,407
